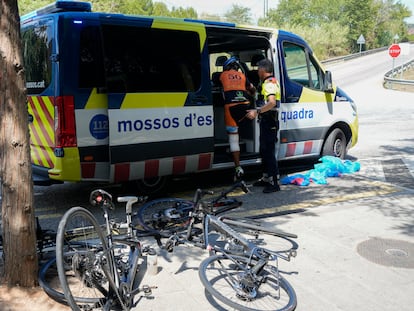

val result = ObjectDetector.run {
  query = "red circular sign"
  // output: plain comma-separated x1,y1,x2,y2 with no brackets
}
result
389,44,401,58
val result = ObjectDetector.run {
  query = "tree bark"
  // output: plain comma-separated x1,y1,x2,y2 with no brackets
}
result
0,0,38,287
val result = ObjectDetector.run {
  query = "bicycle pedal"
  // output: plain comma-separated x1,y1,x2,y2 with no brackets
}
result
141,284,157,296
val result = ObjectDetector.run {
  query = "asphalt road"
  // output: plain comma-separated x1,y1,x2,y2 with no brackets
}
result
29,46,414,229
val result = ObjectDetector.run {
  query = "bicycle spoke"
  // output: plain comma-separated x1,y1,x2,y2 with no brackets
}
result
199,255,296,311
56,207,111,310
135,199,194,236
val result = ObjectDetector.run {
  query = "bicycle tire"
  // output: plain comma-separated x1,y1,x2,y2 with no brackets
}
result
199,254,297,311
135,198,194,237
56,206,111,311
38,257,68,305
219,217,298,254
39,256,103,306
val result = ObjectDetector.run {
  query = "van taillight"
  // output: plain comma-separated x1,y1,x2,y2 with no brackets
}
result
54,96,77,148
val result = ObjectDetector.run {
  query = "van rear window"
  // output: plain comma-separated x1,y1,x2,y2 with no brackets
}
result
22,20,53,95
101,25,201,93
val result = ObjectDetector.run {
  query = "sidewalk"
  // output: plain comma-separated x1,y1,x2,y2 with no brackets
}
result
1,177,413,310
134,183,414,311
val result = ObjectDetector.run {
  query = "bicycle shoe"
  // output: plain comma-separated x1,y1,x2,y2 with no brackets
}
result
234,166,244,181
263,183,281,193
253,178,271,187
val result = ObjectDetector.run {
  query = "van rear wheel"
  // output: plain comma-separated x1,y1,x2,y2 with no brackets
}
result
134,176,167,195
322,128,346,159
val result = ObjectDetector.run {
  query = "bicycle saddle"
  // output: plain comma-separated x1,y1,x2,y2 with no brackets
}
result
89,189,114,209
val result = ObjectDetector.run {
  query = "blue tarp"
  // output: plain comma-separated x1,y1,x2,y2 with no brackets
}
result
280,156,360,186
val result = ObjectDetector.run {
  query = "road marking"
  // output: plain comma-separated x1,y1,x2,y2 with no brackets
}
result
36,213,63,220
382,158,414,189
35,180,400,220
359,158,386,182
231,180,400,218
358,155,414,188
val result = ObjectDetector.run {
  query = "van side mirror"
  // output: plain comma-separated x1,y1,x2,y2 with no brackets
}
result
323,70,334,93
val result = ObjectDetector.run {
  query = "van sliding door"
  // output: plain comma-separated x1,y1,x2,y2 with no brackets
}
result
101,20,214,183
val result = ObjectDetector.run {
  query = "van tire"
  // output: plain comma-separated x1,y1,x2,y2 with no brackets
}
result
134,176,167,195
322,128,346,159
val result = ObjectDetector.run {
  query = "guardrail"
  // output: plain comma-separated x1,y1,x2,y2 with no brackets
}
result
321,45,414,89
383,58,414,87
321,47,388,64
322,42,414,64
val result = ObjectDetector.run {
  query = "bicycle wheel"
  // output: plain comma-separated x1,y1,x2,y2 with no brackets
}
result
39,256,102,306
39,257,68,305
220,217,298,255
199,254,297,311
56,206,111,311
135,198,194,236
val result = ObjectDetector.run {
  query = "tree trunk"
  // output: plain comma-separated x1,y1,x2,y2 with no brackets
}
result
0,0,38,287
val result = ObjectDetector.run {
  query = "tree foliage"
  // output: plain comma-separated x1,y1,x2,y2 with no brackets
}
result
224,4,252,24
17,0,413,59
259,0,411,57
19,0,197,18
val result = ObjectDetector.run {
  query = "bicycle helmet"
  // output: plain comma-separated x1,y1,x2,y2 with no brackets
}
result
223,56,239,70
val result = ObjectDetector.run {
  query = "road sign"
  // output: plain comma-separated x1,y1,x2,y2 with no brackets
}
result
357,34,365,44
357,34,365,53
388,44,401,58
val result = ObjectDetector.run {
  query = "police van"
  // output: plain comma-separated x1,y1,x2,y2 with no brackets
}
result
22,1,358,192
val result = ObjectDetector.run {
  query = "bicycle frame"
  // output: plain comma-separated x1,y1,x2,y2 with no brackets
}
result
150,181,298,310
203,213,294,260
69,190,150,310
97,193,150,310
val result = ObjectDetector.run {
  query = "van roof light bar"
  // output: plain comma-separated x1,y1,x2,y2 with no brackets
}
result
22,1,91,20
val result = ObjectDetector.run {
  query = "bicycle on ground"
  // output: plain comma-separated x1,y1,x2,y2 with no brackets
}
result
39,189,156,310
135,181,245,238
136,181,299,311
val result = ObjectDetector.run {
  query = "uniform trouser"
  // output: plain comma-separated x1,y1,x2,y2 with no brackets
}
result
259,114,279,179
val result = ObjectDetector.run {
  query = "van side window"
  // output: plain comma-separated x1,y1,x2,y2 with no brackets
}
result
283,42,323,91
101,25,201,93
79,26,105,88
22,20,54,94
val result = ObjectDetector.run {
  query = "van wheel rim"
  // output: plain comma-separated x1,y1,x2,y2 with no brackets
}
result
333,139,343,157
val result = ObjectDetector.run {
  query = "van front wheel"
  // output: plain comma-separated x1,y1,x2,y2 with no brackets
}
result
322,128,346,159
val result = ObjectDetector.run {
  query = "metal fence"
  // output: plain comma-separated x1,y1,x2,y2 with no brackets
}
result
321,47,388,65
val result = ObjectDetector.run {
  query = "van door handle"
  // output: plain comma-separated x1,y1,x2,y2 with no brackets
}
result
287,95,299,103
192,95,208,104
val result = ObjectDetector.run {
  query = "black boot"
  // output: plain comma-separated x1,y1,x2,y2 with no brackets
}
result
263,178,280,193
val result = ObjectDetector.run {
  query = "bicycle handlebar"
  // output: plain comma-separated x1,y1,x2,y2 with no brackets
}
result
193,180,249,204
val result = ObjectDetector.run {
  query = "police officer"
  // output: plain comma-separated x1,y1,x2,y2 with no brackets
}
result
220,56,256,181
246,58,281,193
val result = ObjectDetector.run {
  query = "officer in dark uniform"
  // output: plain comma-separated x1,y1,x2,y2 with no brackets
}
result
246,58,281,193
